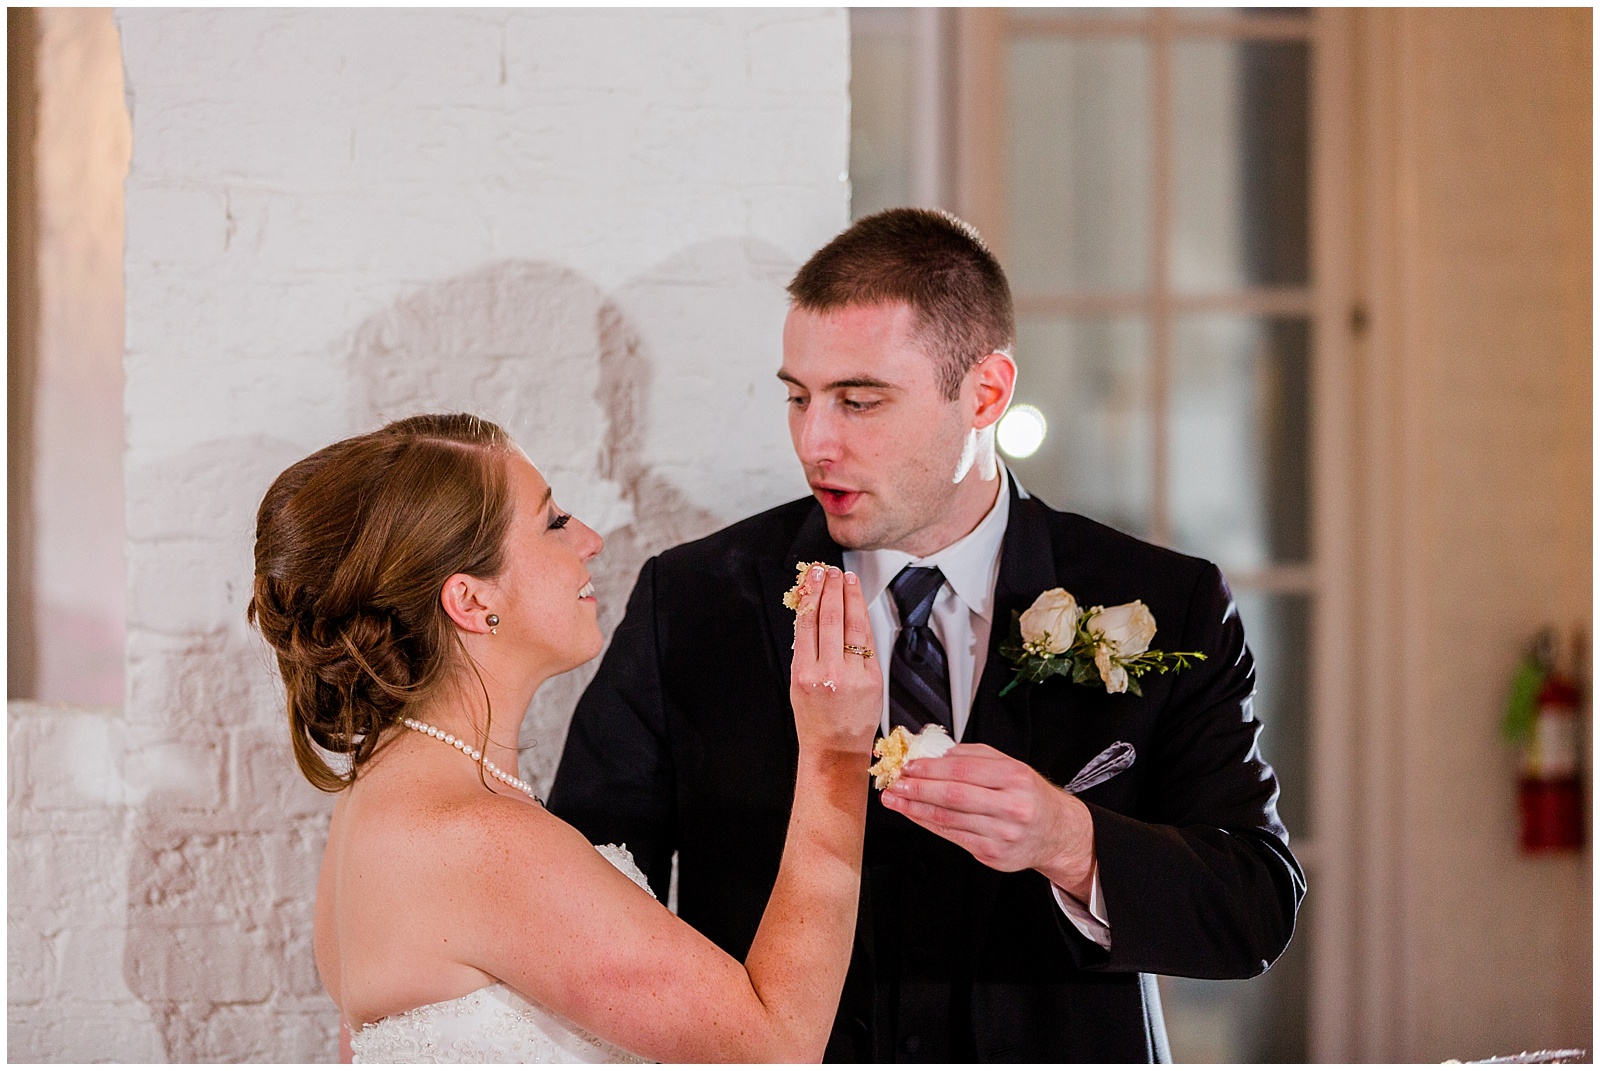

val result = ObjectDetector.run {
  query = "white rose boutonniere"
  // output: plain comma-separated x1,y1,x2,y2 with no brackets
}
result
1018,588,1079,654
1086,601,1157,694
999,589,1205,697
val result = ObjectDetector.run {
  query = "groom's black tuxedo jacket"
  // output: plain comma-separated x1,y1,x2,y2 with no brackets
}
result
550,483,1305,1062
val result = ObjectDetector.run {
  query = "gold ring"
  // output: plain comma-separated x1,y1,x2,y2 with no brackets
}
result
843,644,875,659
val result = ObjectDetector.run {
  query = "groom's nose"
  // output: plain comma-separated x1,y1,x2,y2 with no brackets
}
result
794,402,843,468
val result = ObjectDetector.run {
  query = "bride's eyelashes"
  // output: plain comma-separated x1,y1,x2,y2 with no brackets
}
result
548,511,572,531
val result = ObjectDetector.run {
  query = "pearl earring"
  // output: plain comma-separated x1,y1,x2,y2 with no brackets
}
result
486,613,499,635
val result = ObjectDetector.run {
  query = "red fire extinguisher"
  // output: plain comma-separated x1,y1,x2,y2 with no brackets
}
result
1504,629,1585,852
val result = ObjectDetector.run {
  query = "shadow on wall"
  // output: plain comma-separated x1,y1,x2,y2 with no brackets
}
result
120,240,797,1059
342,254,772,790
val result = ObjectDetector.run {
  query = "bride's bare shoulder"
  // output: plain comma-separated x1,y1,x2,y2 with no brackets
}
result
335,762,592,884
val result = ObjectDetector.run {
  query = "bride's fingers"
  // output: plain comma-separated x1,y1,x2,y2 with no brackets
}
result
814,567,845,682
842,572,877,678
791,563,825,665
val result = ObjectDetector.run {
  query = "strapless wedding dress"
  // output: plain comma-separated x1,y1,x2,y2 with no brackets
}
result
350,844,652,1064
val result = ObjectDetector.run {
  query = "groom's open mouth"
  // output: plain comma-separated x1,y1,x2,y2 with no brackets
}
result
812,484,863,516
578,580,595,601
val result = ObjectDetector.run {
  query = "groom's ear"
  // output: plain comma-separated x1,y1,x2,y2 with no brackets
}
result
440,574,494,634
968,352,1017,430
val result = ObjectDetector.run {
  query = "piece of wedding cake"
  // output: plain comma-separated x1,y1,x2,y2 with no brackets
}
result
869,724,955,789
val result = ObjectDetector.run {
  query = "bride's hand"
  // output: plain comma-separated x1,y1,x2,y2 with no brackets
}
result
790,565,882,757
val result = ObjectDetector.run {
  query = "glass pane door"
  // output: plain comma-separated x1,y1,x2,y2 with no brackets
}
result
985,9,1318,1063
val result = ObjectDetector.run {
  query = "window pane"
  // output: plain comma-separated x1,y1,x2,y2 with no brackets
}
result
1233,590,1310,838
1005,315,1149,536
1006,37,1149,295
1172,39,1310,291
1169,316,1310,568
849,21,913,220
1160,881,1310,1062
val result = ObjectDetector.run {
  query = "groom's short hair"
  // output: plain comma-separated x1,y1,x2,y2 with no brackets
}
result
787,207,1015,401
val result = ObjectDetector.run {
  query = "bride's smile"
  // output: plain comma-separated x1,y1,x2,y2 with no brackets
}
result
450,451,606,695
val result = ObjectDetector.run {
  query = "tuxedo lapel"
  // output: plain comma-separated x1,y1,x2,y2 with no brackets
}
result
966,486,1058,760
758,503,845,685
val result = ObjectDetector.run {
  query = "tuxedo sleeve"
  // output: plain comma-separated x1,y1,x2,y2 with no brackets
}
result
548,556,677,903
1073,562,1306,978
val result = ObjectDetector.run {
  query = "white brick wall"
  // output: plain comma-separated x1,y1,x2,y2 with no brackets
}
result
8,701,166,1061
11,9,848,1061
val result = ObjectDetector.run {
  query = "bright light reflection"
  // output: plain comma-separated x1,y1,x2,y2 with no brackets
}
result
997,404,1048,459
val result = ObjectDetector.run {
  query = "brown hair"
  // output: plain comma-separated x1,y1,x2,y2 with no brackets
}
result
247,413,515,792
787,207,1015,400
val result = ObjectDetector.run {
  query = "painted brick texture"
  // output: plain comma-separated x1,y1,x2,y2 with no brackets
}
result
11,9,847,1061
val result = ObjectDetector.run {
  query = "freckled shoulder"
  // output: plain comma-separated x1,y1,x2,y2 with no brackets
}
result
342,775,568,887
414,790,573,865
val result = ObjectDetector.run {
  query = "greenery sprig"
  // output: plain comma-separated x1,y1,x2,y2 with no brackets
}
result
997,590,1206,698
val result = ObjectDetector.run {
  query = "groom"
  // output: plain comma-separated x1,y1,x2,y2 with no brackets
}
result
550,208,1304,1061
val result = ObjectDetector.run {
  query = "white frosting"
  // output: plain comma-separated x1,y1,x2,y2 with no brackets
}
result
903,724,956,761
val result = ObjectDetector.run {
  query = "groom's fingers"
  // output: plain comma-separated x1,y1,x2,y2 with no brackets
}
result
885,773,1009,818
887,750,1052,823
881,791,1001,837
900,745,1024,790
884,752,1096,877
881,776,1060,875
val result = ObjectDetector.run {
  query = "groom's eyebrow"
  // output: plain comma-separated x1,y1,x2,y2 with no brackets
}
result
776,370,897,391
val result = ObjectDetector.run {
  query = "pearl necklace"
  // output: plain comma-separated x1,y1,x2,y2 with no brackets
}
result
400,717,541,804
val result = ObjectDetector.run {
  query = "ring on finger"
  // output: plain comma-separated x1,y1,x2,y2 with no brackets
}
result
821,679,837,691
843,644,875,659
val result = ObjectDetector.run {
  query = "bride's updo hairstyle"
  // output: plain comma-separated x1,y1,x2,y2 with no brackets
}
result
248,413,515,792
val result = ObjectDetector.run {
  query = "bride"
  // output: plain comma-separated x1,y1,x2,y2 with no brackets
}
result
247,413,881,1062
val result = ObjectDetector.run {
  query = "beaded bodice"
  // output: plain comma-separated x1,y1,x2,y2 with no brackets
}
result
350,844,653,1064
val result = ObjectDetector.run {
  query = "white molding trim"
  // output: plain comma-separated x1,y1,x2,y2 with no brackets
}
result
1357,10,1409,1058
1310,10,1439,1060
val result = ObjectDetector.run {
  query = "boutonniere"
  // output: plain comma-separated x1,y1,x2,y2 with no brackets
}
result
998,588,1206,697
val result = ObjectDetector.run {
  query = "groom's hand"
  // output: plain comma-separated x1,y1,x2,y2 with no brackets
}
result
881,744,1097,902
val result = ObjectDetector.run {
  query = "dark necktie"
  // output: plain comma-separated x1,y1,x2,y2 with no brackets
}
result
888,565,953,736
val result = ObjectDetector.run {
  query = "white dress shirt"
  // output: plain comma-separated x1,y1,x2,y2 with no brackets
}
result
842,466,1111,949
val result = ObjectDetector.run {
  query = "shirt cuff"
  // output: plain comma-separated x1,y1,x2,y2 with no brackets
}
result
1050,862,1111,950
